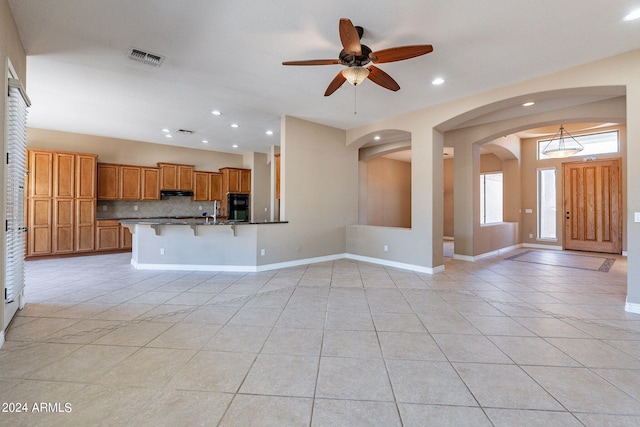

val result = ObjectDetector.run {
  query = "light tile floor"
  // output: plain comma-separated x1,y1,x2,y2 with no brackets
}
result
1,248,639,426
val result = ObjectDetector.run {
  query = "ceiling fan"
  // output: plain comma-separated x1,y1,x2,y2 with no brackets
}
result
282,18,433,96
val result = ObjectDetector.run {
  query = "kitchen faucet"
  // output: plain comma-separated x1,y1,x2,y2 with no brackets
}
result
202,200,218,224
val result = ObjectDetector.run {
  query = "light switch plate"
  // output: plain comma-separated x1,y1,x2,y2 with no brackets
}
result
635,212,640,223
525,209,533,214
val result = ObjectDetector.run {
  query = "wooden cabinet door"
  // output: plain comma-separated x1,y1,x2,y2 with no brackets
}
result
76,154,97,199
54,153,75,198
28,150,53,198
120,225,132,250
210,172,223,201
28,198,52,256
96,221,120,251
75,199,95,252
240,169,251,193
193,171,210,201
224,168,241,193
141,168,160,200
53,198,74,254
120,166,141,200
159,163,178,190
97,163,119,199
178,165,194,190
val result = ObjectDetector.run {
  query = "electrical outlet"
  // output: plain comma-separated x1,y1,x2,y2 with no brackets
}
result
199,205,202,210
529,234,533,238
102,205,107,211
635,212,640,223
384,245,388,252
260,248,265,256
160,248,165,255
133,205,138,211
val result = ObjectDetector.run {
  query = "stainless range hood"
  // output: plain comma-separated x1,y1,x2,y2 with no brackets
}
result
160,190,194,197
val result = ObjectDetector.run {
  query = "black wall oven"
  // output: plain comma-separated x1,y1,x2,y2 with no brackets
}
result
228,193,250,222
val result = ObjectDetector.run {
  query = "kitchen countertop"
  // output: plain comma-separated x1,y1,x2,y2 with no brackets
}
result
118,217,288,226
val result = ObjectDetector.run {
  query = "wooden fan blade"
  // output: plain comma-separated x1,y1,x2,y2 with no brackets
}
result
324,71,347,96
282,59,341,66
370,45,433,63
367,65,400,91
339,18,362,56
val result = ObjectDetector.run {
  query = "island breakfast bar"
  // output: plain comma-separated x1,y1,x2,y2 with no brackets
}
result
120,219,289,272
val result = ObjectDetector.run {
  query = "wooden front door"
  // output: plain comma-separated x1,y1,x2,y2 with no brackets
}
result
563,158,622,254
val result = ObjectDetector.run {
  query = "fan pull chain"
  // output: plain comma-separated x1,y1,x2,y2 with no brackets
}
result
353,84,358,115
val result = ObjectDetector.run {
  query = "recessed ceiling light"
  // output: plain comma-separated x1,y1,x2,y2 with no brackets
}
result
162,128,170,133
374,135,381,140
266,130,273,135
202,140,209,144
211,110,221,116
232,144,239,148
230,123,239,128
165,134,172,138
432,77,445,85
623,8,640,21
522,101,535,107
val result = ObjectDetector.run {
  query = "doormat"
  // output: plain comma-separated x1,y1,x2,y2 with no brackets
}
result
505,250,615,272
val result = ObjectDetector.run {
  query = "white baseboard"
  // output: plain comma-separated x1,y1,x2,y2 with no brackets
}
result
523,243,563,250
131,253,443,274
454,244,523,262
346,254,444,274
625,300,640,315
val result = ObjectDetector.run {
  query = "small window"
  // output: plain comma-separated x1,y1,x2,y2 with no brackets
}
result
538,130,619,160
480,172,503,224
537,168,556,240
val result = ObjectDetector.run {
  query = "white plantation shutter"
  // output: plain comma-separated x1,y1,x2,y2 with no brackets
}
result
5,79,30,303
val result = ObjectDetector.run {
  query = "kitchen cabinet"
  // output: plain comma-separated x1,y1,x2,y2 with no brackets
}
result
95,220,120,251
141,167,160,200
97,163,118,200
193,171,223,202
26,149,98,257
98,163,159,201
158,163,194,191
221,167,251,194
193,171,210,201
210,172,223,201
95,219,131,251
120,165,141,200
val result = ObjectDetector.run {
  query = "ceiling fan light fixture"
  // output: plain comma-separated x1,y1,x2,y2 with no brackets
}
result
342,66,369,86
541,125,584,158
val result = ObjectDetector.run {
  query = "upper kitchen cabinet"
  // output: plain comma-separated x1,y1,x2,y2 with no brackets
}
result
97,163,118,200
97,163,159,201
158,163,194,191
193,171,223,201
220,167,251,194
28,150,53,198
120,165,141,200
141,167,160,200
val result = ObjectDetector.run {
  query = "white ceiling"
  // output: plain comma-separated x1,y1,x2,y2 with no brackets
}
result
8,1,640,154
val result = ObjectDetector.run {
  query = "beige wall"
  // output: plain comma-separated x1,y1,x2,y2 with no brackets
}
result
443,158,454,237
257,116,357,265
360,157,411,228
27,128,244,171
1,0,27,334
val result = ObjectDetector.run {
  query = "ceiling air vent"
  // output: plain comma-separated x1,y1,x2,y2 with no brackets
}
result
128,48,164,67
176,129,194,135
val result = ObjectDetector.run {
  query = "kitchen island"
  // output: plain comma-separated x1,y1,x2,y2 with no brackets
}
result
120,218,288,272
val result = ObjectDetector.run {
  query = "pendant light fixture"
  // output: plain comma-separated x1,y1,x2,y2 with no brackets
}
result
541,125,584,158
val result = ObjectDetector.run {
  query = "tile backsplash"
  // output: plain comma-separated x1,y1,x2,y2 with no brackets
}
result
97,197,221,219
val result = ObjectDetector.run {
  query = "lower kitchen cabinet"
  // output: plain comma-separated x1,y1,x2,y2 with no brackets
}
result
95,220,132,251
